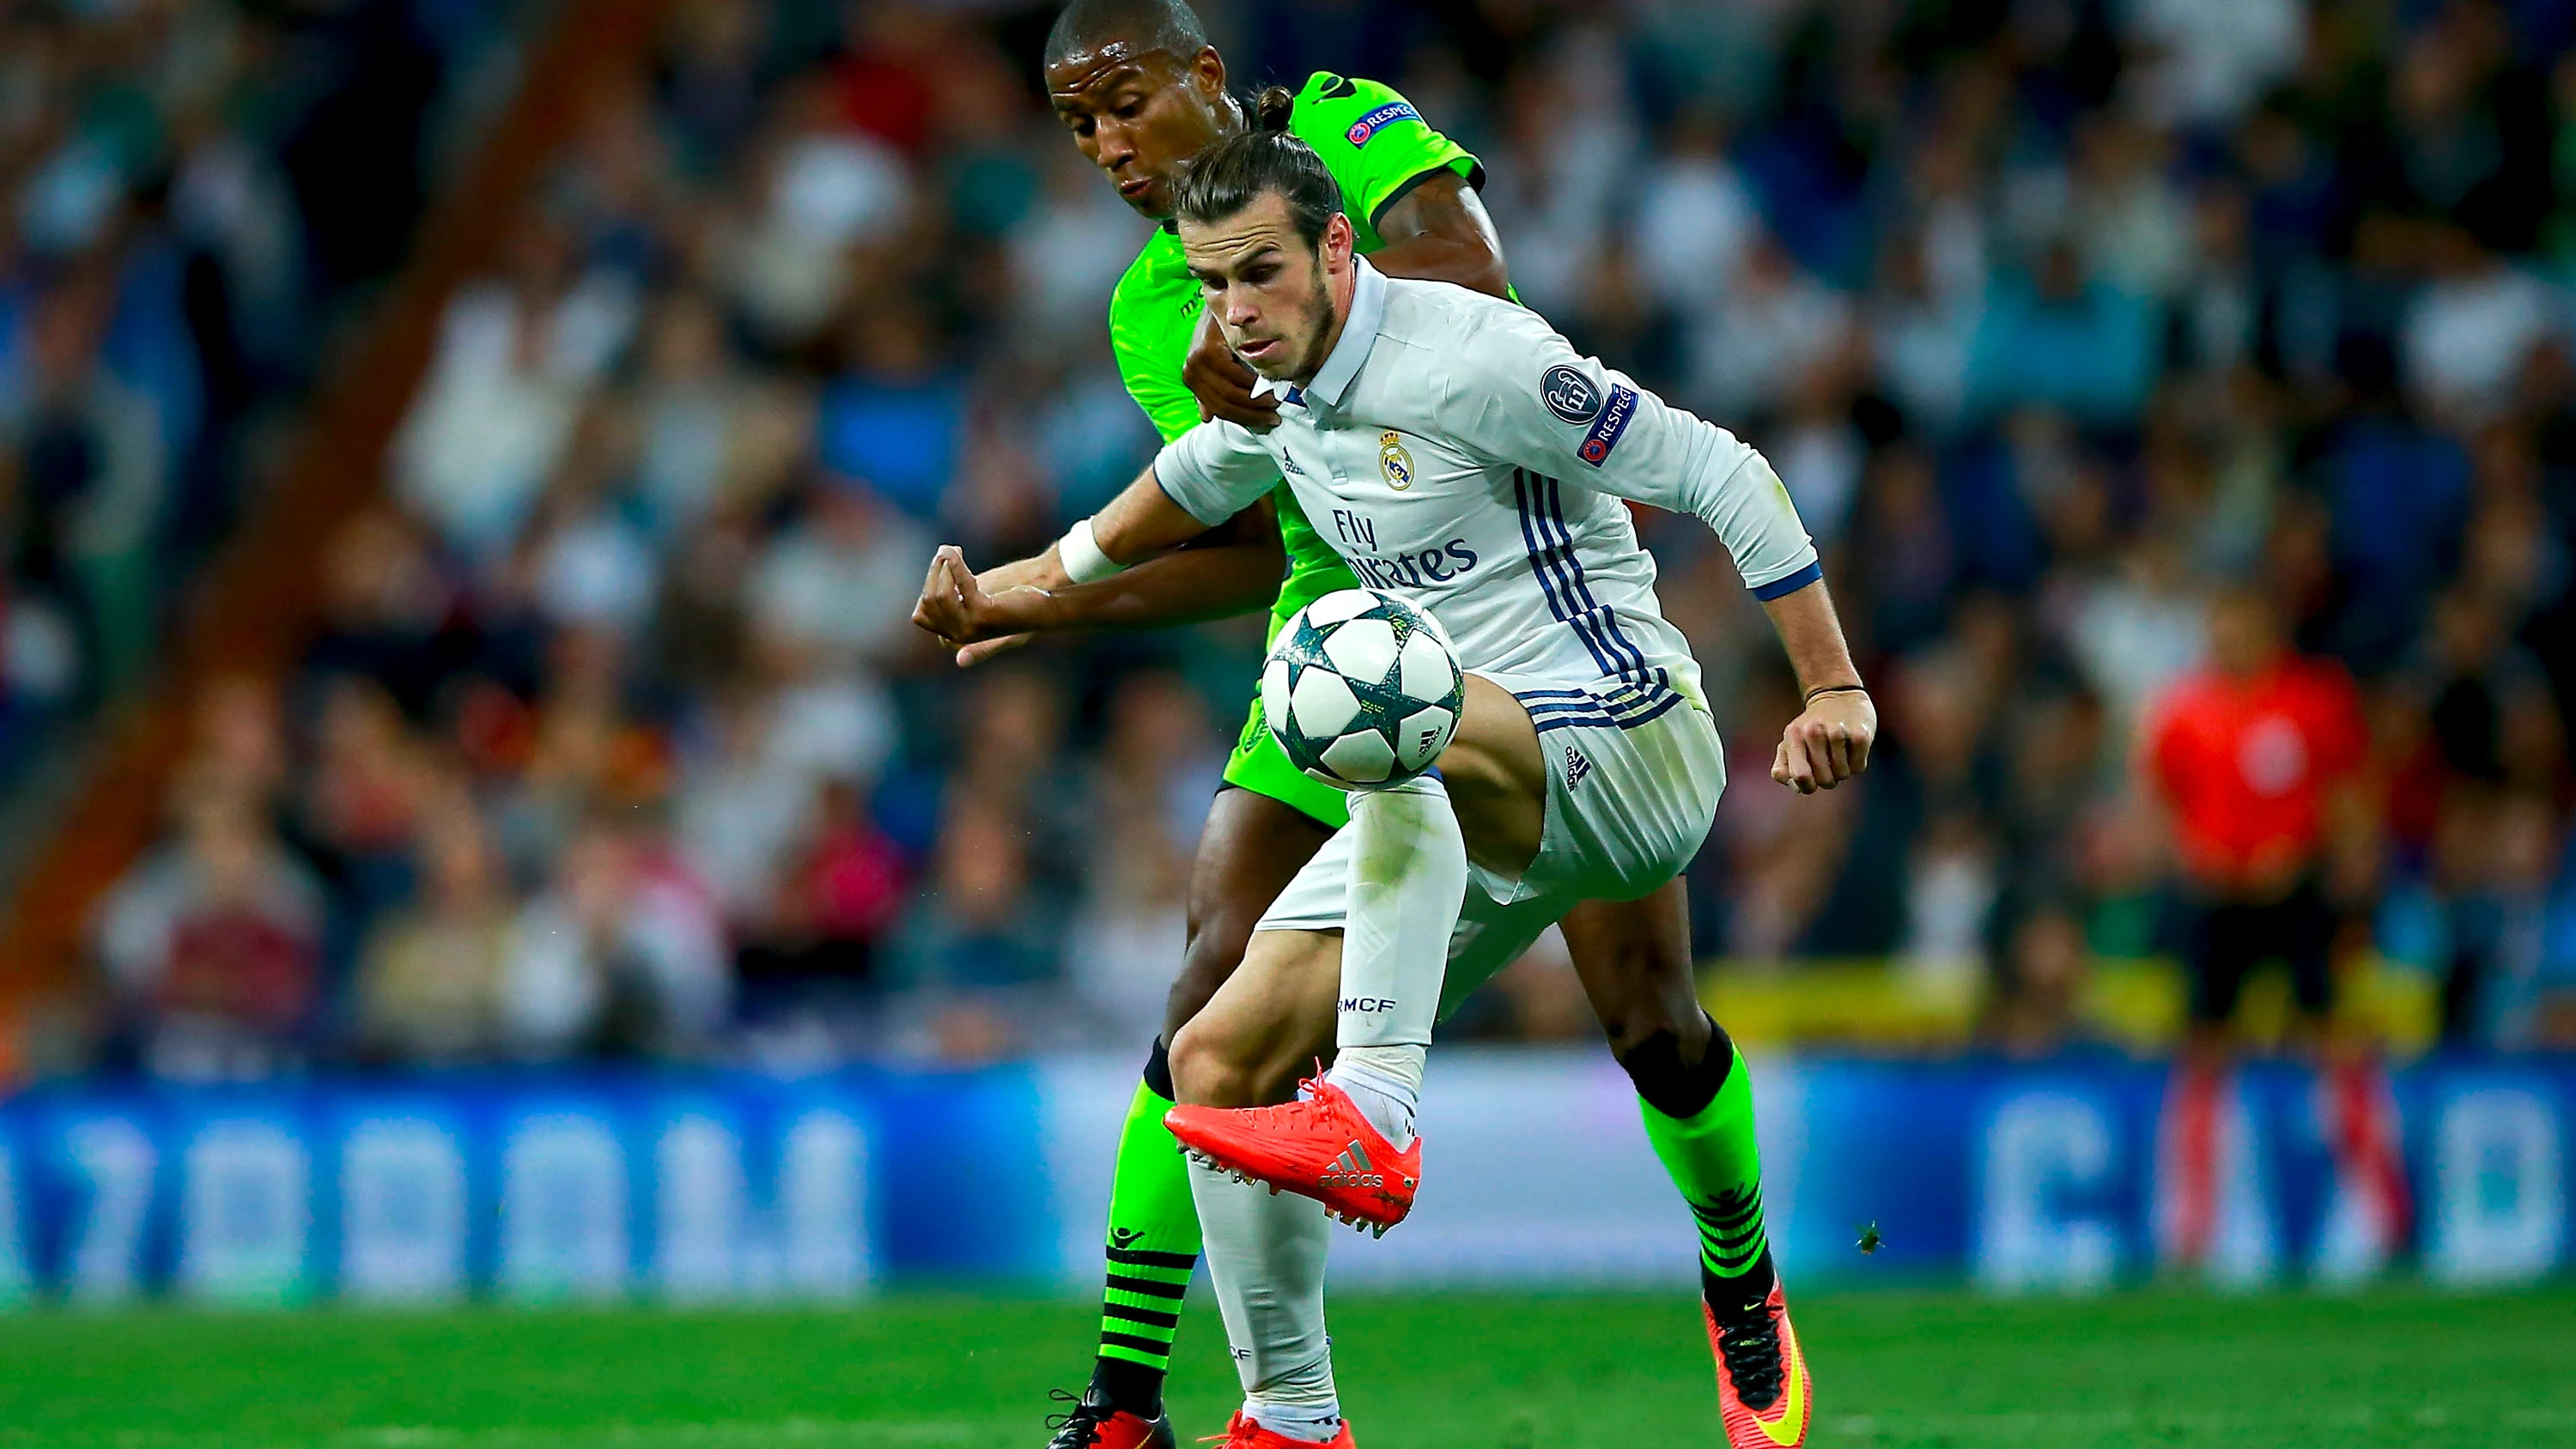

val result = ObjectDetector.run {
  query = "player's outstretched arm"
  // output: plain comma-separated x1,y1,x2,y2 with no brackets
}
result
908,506,1286,667
911,454,1245,662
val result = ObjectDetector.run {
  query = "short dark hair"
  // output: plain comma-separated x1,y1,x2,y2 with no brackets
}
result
1043,0,1208,69
1170,130,1342,250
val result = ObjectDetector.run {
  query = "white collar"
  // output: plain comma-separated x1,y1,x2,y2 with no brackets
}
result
1251,256,1387,409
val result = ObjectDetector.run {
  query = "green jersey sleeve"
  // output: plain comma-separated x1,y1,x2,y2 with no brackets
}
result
1285,72,1482,253
1108,237,1208,445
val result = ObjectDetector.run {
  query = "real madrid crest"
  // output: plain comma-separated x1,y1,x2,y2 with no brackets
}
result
1379,430,1414,491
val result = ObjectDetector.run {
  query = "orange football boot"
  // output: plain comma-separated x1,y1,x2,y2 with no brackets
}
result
1199,1410,1355,1447
1704,1282,1813,1449
1045,1388,1175,1449
1164,1076,1419,1234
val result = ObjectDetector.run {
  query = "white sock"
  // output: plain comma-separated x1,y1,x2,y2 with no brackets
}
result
1326,1043,1424,1146
1329,775,1463,1148
1244,1398,1346,1443
1187,1155,1336,1416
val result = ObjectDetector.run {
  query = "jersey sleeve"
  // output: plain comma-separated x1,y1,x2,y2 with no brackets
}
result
1287,72,1481,234
1151,420,1282,525
1438,304,1821,600
1109,266,1208,445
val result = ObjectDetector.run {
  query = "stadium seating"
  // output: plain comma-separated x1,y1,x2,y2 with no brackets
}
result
0,0,2571,1083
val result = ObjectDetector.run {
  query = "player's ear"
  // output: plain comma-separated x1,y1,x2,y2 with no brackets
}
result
1191,45,1226,100
1323,212,1356,271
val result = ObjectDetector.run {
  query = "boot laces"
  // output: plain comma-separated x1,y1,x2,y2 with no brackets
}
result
1044,1388,1123,1449
1235,1069,1340,1133
1718,1303,1787,1410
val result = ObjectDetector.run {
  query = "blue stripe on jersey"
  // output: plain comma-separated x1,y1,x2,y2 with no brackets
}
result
1521,684,1661,703
1515,470,1620,677
1540,475,1656,685
1504,468,1587,664
1520,472,1634,680
1510,470,1575,636
1526,692,1685,733
1535,470,1659,684
1526,687,1674,718
1524,677,1677,718
1522,679,1660,701
1525,473,1619,675
1518,678,1685,733
1750,560,1825,601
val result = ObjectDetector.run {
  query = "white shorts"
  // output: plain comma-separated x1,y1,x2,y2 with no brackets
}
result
1254,675,1726,1016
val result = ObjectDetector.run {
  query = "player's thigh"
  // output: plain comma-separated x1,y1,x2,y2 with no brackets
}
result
1170,782,1338,1040
1558,878,1707,1057
1169,927,1343,1108
1436,673,1547,879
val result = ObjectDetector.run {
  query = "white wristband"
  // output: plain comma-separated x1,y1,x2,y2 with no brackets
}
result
1059,517,1126,585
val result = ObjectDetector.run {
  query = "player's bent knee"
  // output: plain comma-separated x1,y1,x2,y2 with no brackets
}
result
1167,1018,1263,1108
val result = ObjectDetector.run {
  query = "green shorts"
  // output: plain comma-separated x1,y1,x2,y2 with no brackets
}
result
1224,693,1352,831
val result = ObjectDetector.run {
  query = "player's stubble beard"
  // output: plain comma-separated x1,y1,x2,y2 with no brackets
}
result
1290,270,1336,380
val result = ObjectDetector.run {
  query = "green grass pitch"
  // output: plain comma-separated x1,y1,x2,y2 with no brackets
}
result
2,1288,2571,1447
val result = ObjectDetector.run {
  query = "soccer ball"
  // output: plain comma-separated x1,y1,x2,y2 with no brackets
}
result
1261,588,1464,790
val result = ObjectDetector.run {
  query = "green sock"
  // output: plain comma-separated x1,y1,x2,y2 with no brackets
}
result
1636,1037,1775,1308
1091,1069,1200,1410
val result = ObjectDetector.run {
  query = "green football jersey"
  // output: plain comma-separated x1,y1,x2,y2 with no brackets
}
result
1106,71,1483,632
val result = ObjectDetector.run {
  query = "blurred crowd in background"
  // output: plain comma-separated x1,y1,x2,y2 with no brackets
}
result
0,0,516,774
31,0,2576,1078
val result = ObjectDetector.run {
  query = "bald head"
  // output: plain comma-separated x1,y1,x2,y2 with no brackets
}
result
1044,0,1209,69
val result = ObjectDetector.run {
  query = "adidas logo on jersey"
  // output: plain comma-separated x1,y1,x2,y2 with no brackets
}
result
1320,1141,1384,1189
1565,745,1593,789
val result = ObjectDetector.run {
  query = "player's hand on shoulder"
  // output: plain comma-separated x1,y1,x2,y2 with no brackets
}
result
1771,687,1876,796
910,544,1048,668
1185,309,1279,431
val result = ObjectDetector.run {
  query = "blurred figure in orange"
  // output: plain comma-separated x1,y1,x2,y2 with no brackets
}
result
2143,582,2404,1282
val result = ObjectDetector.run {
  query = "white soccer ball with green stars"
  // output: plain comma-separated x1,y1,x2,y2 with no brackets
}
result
1261,587,1464,790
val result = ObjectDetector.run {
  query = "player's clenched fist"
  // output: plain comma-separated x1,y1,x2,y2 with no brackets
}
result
908,544,1054,668
1771,687,1876,795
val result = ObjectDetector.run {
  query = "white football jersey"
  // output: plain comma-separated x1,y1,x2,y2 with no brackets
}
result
1153,258,1820,712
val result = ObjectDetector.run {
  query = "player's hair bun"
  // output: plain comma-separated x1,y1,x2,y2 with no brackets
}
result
1255,85,1295,133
